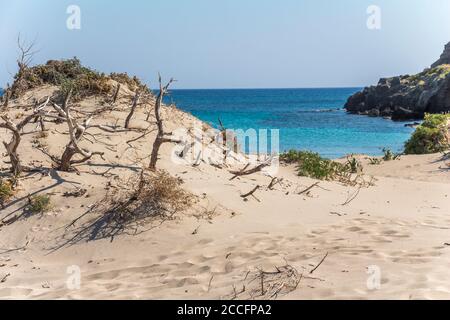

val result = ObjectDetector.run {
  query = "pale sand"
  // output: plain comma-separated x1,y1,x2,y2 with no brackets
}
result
1,85,450,300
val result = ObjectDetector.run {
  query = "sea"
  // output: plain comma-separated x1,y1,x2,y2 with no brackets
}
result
0,87,414,159
164,88,414,159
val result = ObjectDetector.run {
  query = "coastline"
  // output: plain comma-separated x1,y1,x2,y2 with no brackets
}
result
1,83,449,299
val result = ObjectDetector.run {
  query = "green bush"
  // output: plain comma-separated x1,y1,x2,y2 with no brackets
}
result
346,156,363,174
0,179,14,206
28,194,52,214
404,114,450,154
10,58,113,100
382,148,400,161
280,150,353,180
10,58,153,101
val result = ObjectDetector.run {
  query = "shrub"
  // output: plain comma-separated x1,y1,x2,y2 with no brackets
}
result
382,148,399,161
110,73,149,93
0,179,14,206
369,158,382,165
9,58,152,101
28,194,52,214
69,170,194,242
404,114,450,154
10,58,112,100
346,156,363,174
280,150,352,180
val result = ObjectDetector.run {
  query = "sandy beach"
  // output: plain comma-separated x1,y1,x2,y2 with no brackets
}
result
1,83,449,300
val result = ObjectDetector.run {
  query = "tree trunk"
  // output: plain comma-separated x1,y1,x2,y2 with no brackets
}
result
112,84,121,104
125,91,140,129
59,145,77,172
149,136,163,170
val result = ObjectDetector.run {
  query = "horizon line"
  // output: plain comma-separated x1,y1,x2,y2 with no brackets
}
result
0,85,365,92
163,86,364,91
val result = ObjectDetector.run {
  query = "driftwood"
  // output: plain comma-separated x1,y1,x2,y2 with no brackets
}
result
218,117,239,160
229,161,271,181
228,264,302,300
297,182,320,195
240,185,260,201
149,74,180,170
310,252,329,274
267,177,283,190
124,90,141,129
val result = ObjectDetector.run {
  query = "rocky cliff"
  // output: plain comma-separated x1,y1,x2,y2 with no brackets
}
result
345,42,450,120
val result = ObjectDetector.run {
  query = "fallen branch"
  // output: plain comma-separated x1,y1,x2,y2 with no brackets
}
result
241,185,260,199
297,182,320,195
310,252,329,274
267,177,283,190
229,162,270,181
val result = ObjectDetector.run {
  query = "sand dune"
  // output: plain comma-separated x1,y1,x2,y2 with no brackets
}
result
1,85,450,300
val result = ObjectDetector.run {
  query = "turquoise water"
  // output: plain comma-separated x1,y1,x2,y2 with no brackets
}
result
0,87,414,159
165,88,415,159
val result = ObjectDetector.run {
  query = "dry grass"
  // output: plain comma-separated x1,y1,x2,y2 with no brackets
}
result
227,264,302,300
63,169,195,244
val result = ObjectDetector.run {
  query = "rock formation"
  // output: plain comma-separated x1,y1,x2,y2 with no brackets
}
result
432,42,450,68
345,42,450,120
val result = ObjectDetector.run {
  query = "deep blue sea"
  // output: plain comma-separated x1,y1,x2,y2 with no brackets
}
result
164,88,415,159
0,87,414,159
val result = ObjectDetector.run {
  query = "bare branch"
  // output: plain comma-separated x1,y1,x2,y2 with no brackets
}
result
124,90,141,129
149,74,178,170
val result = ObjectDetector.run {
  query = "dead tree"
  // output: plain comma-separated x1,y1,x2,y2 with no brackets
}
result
33,96,50,131
149,75,179,170
10,35,38,98
124,90,141,129
52,103,104,172
17,34,37,72
0,100,48,175
112,84,121,104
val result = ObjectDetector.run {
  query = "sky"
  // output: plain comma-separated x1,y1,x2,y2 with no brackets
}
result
0,0,449,89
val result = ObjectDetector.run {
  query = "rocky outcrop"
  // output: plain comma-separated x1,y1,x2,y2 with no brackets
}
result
345,42,450,121
432,42,450,68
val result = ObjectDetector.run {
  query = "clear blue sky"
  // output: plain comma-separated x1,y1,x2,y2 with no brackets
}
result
1,0,449,89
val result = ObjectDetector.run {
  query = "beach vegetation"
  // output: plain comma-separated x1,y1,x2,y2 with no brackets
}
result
9,57,150,101
346,156,363,174
382,148,401,161
369,157,382,165
404,114,450,154
280,150,356,180
28,194,52,214
0,179,14,207
69,170,194,242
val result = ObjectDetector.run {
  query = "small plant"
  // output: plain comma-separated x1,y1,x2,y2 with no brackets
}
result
0,179,14,207
404,114,450,154
382,148,401,161
32,132,48,148
382,148,394,161
369,158,382,165
347,156,363,174
28,194,52,214
280,150,351,180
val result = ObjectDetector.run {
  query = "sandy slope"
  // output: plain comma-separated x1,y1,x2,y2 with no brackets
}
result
1,86,450,300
